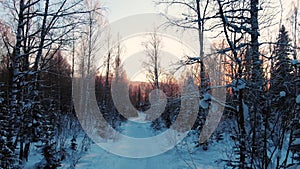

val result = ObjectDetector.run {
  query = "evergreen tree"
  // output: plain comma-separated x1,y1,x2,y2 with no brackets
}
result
0,82,19,168
271,25,294,92
270,25,294,133
269,25,297,168
0,54,19,168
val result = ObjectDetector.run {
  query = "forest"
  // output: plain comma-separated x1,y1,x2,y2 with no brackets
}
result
0,0,300,168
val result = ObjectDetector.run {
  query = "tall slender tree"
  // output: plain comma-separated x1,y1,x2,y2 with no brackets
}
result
143,30,163,90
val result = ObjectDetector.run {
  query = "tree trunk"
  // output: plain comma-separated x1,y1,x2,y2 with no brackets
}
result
250,0,262,167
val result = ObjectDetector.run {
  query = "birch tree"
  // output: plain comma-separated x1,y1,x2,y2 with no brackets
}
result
142,30,162,90
215,0,263,167
0,0,99,167
215,0,296,168
156,0,219,149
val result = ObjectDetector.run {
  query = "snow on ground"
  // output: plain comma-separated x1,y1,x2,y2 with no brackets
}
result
24,111,300,169
24,112,230,169
24,146,43,169
70,112,228,169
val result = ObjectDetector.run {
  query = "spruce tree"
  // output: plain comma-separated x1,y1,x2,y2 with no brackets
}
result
270,25,297,168
0,82,18,168
270,25,294,127
271,25,294,91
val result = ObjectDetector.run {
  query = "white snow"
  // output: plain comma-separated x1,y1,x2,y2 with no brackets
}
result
280,91,286,97
290,59,299,65
58,113,229,168
243,101,249,120
232,79,246,91
24,148,43,169
200,93,211,109
293,138,300,145
23,110,299,169
296,95,300,104
203,93,211,100
200,99,209,109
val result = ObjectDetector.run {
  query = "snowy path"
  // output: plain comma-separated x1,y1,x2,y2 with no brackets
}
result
72,112,228,169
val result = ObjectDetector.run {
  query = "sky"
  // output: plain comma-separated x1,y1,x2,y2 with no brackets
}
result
104,0,297,23
120,35,195,82
104,0,159,22
101,1,196,82
2,0,297,82
102,0,299,82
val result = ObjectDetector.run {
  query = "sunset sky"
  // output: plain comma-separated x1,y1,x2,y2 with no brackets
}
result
105,0,297,23
103,0,299,82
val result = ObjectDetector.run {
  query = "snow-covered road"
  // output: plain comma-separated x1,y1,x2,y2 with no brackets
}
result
75,112,227,169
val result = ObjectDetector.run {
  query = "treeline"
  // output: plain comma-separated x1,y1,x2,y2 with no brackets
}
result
0,0,105,168
0,0,300,169
152,0,300,168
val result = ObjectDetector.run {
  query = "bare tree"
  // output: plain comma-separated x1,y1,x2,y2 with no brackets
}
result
215,0,291,168
215,0,260,167
142,30,163,90
0,0,101,166
156,0,219,149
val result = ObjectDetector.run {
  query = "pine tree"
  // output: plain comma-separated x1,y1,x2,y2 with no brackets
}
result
269,25,296,168
270,25,294,133
271,25,294,92
0,82,18,168
0,56,19,168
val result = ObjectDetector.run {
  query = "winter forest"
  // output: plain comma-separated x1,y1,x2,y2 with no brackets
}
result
0,0,300,168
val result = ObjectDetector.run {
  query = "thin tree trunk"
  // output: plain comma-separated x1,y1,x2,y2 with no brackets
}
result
11,1,26,165
104,51,111,107
11,0,25,115
250,0,262,167
24,142,30,162
33,0,49,72
293,0,298,60
154,49,159,89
